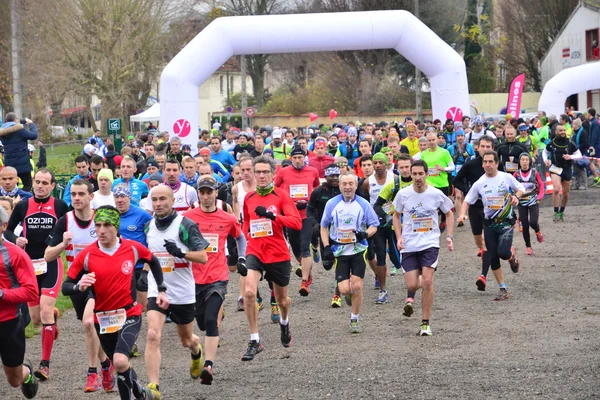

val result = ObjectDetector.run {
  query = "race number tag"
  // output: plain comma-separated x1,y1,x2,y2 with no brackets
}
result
250,219,273,238
32,259,47,276
487,196,504,210
428,168,440,177
549,165,563,175
72,243,90,257
455,164,463,173
204,234,219,253
382,202,394,215
505,162,518,172
96,309,127,334
412,217,433,233
155,252,174,273
337,229,356,244
289,184,309,199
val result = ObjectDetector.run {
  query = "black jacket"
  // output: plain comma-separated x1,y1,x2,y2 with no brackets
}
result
36,145,47,168
454,155,505,208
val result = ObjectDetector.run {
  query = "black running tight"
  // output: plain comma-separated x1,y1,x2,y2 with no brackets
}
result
518,204,540,247
482,224,514,272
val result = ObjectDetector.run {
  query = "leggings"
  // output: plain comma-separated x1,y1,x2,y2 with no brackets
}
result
373,225,401,267
196,293,224,337
288,218,315,259
18,172,32,193
518,204,540,247
482,224,514,273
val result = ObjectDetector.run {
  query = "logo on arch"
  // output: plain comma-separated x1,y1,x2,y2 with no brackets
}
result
446,107,464,122
173,119,191,138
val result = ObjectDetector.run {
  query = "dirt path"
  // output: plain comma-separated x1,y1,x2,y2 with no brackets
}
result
2,190,600,399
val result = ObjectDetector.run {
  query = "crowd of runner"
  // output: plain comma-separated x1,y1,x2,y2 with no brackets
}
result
0,109,593,399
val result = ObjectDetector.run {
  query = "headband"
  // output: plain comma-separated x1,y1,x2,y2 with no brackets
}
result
113,186,131,198
324,166,340,176
94,207,120,230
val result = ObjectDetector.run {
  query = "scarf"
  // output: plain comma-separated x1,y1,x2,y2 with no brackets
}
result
0,186,19,197
256,182,274,197
165,181,181,192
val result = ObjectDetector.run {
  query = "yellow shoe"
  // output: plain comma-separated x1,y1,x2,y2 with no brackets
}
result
146,383,161,400
190,343,204,379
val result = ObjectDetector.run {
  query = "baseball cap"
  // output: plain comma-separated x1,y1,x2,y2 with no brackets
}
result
290,146,306,157
272,129,282,139
128,135,134,140
518,124,528,131
197,177,218,190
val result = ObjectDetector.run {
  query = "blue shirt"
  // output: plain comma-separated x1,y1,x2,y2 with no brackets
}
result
63,172,92,206
210,149,236,170
112,178,149,206
88,135,104,147
180,171,199,187
448,143,475,176
119,205,152,268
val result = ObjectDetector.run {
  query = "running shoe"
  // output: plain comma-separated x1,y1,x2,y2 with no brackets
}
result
526,247,533,256
271,304,280,323
280,323,292,347
311,244,320,263
237,297,244,312
476,275,486,291
299,280,310,296
350,319,361,334
374,276,380,290
593,177,600,187
558,212,564,222
129,342,140,358
101,359,116,392
190,344,204,379
146,383,161,400
553,212,560,222
256,297,264,311
390,266,399,276
84,372,102,392
536,231,545,243
345,293,353,306
34,364,49,381
375,290,389,304
20,362,38,399
418,322,432,336
331,294,342,308
53,308,60,340
457,221,464,227
477,248,484,258
509,248,520,273
403,300,414,317
200,366,213,385
241,340,264,361
494,288,510,301
294,265,303,278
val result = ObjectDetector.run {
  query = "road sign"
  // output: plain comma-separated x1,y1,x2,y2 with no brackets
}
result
245,107,256,118
107,118,123,152
225,106,233,113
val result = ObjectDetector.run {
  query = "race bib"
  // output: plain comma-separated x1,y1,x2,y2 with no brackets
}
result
337,229,356,244
96,308,127,334
155,252,174,273
204,233,219,253
382,202,394,215
549,165,563,175
32,259,47,276
412,217,433,233
250,219,273,238
505,162,518,172
428,168,440,177
289,184,309,199
72,243,90,257
487,196,504,210
455,164,462,173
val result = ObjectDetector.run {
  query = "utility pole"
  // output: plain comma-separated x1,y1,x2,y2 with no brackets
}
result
241,55,248,129
414,0,422,121
10,0,22,117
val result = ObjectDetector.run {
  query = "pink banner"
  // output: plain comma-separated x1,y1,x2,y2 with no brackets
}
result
506,73,525,119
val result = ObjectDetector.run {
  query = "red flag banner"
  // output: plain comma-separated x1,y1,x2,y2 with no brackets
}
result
506,73,525,119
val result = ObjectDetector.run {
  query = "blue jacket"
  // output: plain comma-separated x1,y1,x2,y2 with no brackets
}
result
210,161,230,182
210,149,236,170
63,172,92,206
0,122,38,174
112,178,149,206
119,205,152,268
590,118,600,148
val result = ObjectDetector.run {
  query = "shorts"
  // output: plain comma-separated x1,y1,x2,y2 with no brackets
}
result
549,166,572,182
147,297,195,325
401,248,440,273
334,251,367,282
0,316,26,367
468,206,484,236
288,218,315,259
366,237,375,261
195,281,228,315
246,254,291,288
96,315,141,361
70,290,95,321
28,259,63,307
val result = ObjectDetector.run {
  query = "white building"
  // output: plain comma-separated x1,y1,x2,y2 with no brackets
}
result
541,2,600,112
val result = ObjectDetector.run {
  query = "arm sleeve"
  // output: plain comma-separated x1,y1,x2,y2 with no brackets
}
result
180,218,209,251
536,172,545,201
62,270,84,296
23,124,38,140
45,216,67,247
453,161,469,193
444,159,455,172
6,201,27,243
2,250,38,303
570,147,583,161
235,233,246,258
542,149,549,163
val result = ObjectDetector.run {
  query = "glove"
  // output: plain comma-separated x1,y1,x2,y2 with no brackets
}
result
136,270,149,292
237,257,248,276
255,206,275,220
164,239,186,259
322,245,335,262
354,231,369,241
296,201,307,210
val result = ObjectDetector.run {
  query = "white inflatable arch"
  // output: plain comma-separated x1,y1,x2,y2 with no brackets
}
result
160,10,470,147
538,63,600,117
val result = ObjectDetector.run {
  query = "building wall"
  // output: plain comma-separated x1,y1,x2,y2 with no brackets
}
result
470,92,541,115
198,72,253,130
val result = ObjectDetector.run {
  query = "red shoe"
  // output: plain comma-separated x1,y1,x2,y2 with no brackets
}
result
306,274,313,286
101,360,116,392
476,275,486,291
536,231,545,243
84,372,102,393
526,247,533,256
477,248,484,258
299,280,310,296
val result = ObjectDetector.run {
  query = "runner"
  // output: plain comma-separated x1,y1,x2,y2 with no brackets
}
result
392,160,454,336
0,206,40,399
91,169,115,209
320,172,379,333
44,179,116,392
240,155,302,361
144,185,209,398
513,153,545,255
62,205,166,400
112,157,149,207
457,151,525,301
496,125,528,174
5,169,69,381
161,159,198,214
0,166,32,201
448,130,475,226
183,176,246,384
543,124,582,222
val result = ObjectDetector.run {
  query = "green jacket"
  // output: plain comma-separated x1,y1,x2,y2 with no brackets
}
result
534,124,549,151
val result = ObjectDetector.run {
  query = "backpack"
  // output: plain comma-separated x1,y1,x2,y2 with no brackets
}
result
451,144,470,164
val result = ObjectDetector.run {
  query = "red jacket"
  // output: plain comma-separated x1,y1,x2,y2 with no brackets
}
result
308,153,335,178
0,240,38,322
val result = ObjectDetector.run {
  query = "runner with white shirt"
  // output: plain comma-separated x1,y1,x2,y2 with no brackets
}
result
139,173,163,214
91,169,115,209
160,159,198,214
392,160,454,336
457,151,525,301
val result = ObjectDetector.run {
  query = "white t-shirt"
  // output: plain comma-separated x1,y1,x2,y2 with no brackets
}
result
139,197,152,213
464,172,526,219
393,185,453,253
91,191,115,209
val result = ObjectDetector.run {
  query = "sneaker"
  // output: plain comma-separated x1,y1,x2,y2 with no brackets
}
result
241,340,264,361
558,212,564,222
271,304,280,323
294,265,303,278
375,291,389,304
374,276,380,290
331,294,342,308
237,297,244,312
20,362,38,399
508,247,520,273
129,342,140,358
350,318,361,334
403,300,414,317
389,267,399,276
477,248,484,258
526,247,533,256
256,297,264,311
476,275,486,291
311,244,320,263
494,288,510,301
53,308,60,340
553,212,560,222
200,366,213,385
457,220,464,227
84,372,102,392
344,293,352,307
34,364,49,381
146,383,161,400
280,323,292,347
101,359,116,392
190,344,204,379
418,322,432,336
299,280,310,296
536,231,545,243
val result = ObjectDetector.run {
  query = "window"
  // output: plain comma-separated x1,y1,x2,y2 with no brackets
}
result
220,76,224,95
585,29,599,61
